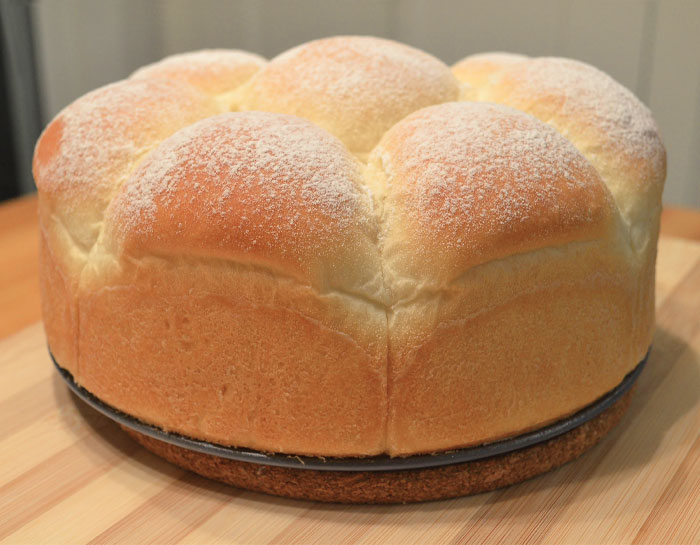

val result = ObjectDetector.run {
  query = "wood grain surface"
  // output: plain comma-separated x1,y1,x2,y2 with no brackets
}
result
0,195,40,339
1,195,700,544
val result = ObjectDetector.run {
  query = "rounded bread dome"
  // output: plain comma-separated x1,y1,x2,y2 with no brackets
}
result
237,36,460,155
34,38,666,458
33,78,221,250
106,111,382,295
454,55,666,252
130,49,266,96
369,101,615,293
32,76,222,382
451,52,528,99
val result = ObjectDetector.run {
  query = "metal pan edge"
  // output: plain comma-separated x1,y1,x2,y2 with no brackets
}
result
52,350,648,472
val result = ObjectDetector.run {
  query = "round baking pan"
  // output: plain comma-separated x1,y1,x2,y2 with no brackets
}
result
52,350,647,502
52,351,646,470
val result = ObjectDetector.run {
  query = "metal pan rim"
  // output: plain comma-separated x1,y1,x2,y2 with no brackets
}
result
52,349,647,472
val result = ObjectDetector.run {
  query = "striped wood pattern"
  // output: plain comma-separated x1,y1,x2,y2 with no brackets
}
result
1,203,700,542
0,195,40,339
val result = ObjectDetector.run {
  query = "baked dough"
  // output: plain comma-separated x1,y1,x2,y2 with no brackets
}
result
34,37,665,457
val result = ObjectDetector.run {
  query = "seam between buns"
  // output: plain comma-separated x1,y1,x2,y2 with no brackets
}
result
73,75,249,269
375,194,391,455
87,281,374,360
120,250,391,313
51,213,92,257
360,158,392,453
70,98,235,387
74,92,233,294
390,234,619,310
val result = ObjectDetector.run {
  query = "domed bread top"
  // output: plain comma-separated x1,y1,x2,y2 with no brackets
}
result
237,36,459,156
451,52,528,98
106,111,382,294
34,38,666,459
369,101,615,290
130,49,266,96
33,78,220,251
459,57,666,250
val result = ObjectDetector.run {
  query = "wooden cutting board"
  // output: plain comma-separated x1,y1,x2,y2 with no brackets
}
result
1,236,699,545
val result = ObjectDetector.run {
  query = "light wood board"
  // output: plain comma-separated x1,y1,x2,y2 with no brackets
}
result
1,236,699,544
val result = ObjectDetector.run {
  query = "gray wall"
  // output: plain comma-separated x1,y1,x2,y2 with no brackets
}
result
31,0,700,207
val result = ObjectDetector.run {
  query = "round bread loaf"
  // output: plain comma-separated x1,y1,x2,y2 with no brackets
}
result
34,37,665,457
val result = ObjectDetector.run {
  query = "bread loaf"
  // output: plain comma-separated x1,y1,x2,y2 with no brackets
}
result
33,37,666,457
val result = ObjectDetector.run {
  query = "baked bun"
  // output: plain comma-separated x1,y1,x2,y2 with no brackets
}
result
131,49,266,96
34,37,665,457
237,36,459,156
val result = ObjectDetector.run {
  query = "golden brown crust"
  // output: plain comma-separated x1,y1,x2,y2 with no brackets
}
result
33,78,224,384
453,56,666,254
35,39,665,459
451,54,663,401
105,112,383,295
484,58,666,193
451,52,528,99
387,248,636,454
369,101,616,288
38,215,78,375
32,79,221,252
238,36,459,155
77,259,388,456
130,49,266,96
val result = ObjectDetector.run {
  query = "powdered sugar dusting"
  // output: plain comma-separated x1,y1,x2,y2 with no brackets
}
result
35,41,662,270
496,57,664,172
381,102,608,249
114,111,366,256
270,36,453,99
131,49,266,95
35,80,217,203
242,36,458,154
452,52,528,78
457,52,528,64
33,78,218,247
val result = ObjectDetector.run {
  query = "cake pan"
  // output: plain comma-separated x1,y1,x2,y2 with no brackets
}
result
52,350,646,472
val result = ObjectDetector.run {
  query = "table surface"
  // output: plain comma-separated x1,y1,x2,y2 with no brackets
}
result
1,194,699,544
